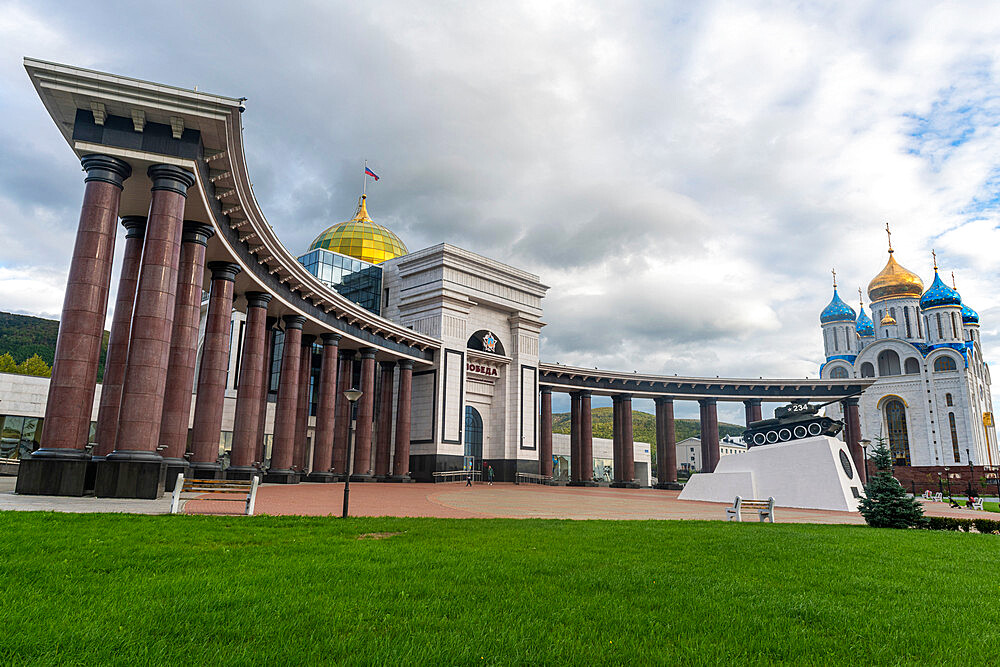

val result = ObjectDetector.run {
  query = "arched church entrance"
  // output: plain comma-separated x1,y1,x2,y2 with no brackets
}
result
465,406,483,470
883,398,911,466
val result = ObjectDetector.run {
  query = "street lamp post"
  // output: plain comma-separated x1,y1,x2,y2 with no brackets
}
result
944,466,952,500
937,471,943,496
860,439,871,484
342,388,363,519
967,448,976,497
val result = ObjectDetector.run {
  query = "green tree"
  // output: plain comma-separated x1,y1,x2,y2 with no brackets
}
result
18,353,51,377
0,352,17,373
858,437,925,528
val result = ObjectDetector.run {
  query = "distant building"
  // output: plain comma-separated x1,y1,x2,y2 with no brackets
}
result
677,435,746,472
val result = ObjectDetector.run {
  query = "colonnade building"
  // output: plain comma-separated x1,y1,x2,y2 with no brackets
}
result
13,59,872,499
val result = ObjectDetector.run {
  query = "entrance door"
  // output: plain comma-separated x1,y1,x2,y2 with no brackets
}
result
465,406,483,468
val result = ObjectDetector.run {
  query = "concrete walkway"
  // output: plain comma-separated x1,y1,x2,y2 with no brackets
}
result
4,475,994,523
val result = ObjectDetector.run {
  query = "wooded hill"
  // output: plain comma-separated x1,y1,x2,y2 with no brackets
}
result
553,407,745,447
0,311,109,381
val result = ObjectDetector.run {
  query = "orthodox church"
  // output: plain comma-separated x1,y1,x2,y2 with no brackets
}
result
819,229,996,470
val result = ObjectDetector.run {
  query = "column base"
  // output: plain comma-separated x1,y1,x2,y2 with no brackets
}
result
610,481,641,489
379,475,415,483
654,482,683,490
567,480,599,487
264,469,300,484
349,474,376,483
226,466,263,481
94,454,167,499
305,472,336,483
15,449,90,496
188,463,224,479
164,458,190,491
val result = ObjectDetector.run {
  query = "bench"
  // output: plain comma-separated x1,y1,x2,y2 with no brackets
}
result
169,474,259,516
933,492,943,502
726,496,775,523
970,497,984,511
921,490,932,500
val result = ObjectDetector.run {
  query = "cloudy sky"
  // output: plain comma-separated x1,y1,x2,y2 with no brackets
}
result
1,1,998,422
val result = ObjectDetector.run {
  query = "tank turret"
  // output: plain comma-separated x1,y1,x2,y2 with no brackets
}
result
742,398,844,448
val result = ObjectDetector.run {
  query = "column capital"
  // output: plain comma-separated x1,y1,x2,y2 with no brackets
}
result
81,154,132,189
843,396,860,407
744,397,762,406
699,396,717,406
121,216,147,239
379,360,397,370
245,291,272,310
619,393,632,402
654,395,674,405
301,334,317,347
339,349,357,360
181,220,215,246
577,390,592,399
540,385,552,395
207,261,241,282
282,314,306,330
320,332,342,345
147,164,195,196
360,347,378,360
398,359,414,371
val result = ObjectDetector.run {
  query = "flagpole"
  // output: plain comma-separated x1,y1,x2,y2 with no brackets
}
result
363,160,367,196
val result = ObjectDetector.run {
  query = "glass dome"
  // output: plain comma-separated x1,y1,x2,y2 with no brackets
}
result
308,195,408,265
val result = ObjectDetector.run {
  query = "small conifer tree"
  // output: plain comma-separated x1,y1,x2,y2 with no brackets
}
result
18,354,51,377
858,437,925,528
0,352,17,374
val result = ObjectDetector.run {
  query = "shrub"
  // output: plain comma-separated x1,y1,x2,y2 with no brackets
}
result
858,438,925,528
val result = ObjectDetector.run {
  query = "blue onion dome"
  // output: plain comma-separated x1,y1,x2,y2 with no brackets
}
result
920,270,962,309
856,305,875,337
961,302,979,325
821,288,857,324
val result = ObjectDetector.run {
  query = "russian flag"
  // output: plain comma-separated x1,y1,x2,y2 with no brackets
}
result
364,166,380,181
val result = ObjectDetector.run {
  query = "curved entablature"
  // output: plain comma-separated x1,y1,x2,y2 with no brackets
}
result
24,57,437,363
539,362,875,400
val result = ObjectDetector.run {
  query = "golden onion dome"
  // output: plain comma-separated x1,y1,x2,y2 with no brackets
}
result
308,195,408,264
867,250,924,302
880,313,897,326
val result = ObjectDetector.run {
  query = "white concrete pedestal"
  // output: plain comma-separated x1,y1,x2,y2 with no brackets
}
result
678,435,863,512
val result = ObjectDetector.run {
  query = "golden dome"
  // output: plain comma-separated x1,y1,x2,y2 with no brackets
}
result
867,251,924,302
880,313,897,326
308,195,408,264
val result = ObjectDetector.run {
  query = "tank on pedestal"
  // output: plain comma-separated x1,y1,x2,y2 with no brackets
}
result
742,398,844,448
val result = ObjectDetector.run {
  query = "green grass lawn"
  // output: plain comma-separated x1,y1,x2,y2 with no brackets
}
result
1,513,998,665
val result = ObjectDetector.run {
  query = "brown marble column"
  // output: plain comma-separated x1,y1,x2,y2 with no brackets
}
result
843,397,865,484
256,317,276,465
188,262,241,478
93,216,145,458
614,394,636,486
17,155,131,497
332,350,356,477
228,292,271,480
654,396,679,488
293,335,316,473
390,360,413,480
700,397,720,472
570,391,597,486
351,348,377,480
266,315,305,483
374,361,395,478
698,399,710,472
96,165,195,500
539,386,553,477
612,395,623,482
569,392,581,482
307,333,340,482
744,398,763,426
157,222,215,489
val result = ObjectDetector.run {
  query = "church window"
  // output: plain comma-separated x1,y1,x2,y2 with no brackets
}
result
890,307,896,321
904,308,912,337
951,312,958,339
830,366,849,379
833,328,839,351
916,314,922,338
877,350,901,376
949,413,960,463
860,362,875,378
933,356,957,372
904,357,920,375
884,399,911,466
945,393,953,406
936,313,943,339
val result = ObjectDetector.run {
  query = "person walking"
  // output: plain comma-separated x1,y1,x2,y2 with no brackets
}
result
487,465,494,485
465,471,473,487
